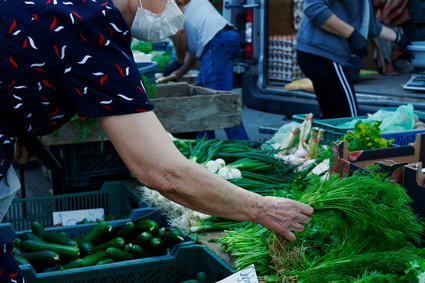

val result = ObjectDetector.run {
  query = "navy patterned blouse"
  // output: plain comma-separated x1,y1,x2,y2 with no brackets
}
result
0,0,154,181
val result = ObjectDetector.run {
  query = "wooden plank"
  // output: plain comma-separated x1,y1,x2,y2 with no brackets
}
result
41,83,242,145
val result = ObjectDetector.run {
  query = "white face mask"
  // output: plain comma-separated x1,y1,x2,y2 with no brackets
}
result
131,0,185,42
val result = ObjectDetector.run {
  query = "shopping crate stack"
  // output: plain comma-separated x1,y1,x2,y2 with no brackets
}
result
49,141,130,193
268,34,304,83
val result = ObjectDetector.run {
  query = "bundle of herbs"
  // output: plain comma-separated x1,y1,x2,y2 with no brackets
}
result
217,171,425,282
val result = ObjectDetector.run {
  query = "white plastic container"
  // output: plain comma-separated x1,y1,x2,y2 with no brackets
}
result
407,41,425,68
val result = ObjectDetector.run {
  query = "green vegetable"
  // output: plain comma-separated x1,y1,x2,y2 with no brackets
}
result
124,243,150,258
83,221,108,244
14,238,22,249
149,237,166,255
106,247,134,261
342,120,394,151
151,51,171,71
92,237,125,253
131,39,152,53
20,251,60,266
137,231,153,247
116,222,136,242
137,219,159,234
21,232,46,242
44,231,78,247
31,221,46,239
164,229,185,247
81,251,108,267
96,258,114,265
195,271,210,283
63,258,83,270
74,238,93,257
21,240,80,259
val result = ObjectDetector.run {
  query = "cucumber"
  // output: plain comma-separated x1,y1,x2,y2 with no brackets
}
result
106,247,134,261
97,224,115,244
149,237,166,255
83,221,108,244
81,251,108,267
74,238,93,257
20,251,60,265
165,229,185,247
136,219,159,234
127,243,150,258
116,222,135,241
31,221,46,239
63,258,83,270
137,231,153,246
96,258,114,265
21,240,80,259
14,254,30,265
195,271,210,283
92,237,125,253
21,232,46,242
14,238,22,249
44,231,78,247
156,227,167,238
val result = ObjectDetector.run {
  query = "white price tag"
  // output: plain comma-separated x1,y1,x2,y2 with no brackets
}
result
217,265,258,283
53,208,105,226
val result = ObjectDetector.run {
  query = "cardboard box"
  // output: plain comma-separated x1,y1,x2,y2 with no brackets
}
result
331,133,425,183
41,83,242,145
403,162,425,218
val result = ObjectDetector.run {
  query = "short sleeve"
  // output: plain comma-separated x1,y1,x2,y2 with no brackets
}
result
54,8,154,120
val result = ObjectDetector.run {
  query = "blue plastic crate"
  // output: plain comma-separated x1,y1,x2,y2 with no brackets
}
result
293,108,425,146
1,209,233,283
4,181,149,232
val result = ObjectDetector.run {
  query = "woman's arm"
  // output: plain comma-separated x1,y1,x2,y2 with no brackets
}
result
320,14,354,39
377,25,397,42
99,112,313,241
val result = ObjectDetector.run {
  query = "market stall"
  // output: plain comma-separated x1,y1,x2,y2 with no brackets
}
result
7,104,425,282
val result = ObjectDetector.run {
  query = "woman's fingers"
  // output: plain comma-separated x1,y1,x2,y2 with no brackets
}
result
260,196,314,241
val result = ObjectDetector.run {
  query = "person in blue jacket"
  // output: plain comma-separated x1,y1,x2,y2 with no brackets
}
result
163,0,250,140
296,0,412,118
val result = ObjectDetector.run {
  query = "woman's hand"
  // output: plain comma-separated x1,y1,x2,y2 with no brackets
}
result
258,196,313,241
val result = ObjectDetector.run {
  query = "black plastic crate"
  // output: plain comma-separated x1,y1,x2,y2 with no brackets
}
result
50,141,129,190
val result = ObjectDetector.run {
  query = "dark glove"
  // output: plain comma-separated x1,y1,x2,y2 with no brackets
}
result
162,59,183,77
396,31,414,62
347,29,369,57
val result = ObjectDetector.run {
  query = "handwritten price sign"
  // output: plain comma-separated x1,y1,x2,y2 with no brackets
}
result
217,264,258,283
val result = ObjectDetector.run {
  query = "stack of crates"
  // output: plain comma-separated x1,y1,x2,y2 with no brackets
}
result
49,141,130,194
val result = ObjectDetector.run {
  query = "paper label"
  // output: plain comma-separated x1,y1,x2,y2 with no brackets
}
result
53,208,105,226
217,264,258,283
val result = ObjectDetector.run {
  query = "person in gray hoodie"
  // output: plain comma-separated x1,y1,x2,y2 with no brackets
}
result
296,0,411,118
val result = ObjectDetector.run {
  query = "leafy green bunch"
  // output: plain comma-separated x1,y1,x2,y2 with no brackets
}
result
342,120,393,151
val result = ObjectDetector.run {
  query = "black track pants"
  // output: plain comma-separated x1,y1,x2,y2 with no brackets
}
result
297,50,359,118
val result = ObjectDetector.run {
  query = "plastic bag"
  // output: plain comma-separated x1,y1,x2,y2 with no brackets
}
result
0,166,21,222
261,122,300,151
338,104,415,133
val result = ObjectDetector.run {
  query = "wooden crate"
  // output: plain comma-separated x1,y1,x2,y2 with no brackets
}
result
41,83,242,145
